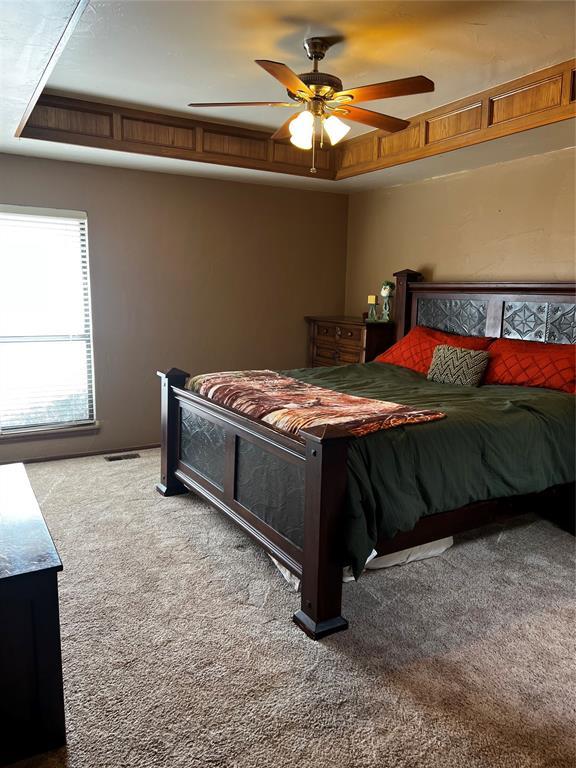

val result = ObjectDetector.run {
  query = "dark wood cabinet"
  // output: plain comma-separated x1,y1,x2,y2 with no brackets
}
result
306,316,395,368
0,464,65,766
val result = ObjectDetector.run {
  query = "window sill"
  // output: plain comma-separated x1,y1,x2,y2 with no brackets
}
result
0,421,101,443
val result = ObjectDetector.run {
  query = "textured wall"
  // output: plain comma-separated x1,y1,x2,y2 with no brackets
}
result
345,147,575,314
2,144,574,461
0,154,347,461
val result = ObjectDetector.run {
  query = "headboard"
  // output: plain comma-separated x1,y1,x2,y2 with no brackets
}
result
393,269,576,344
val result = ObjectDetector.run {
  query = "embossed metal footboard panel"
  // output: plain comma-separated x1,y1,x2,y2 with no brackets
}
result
174,389,306,577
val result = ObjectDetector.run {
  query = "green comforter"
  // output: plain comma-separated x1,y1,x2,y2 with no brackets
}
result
287,362,575,577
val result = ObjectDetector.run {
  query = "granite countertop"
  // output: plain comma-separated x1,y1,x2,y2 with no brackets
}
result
0,463,62,580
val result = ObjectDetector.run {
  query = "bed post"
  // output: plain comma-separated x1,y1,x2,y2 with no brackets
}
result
156,367,189,497
393,268,423,340
293,427,349,640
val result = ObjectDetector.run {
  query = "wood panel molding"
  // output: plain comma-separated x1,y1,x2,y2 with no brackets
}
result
335,59,576,179
22,95,337,180
490,75,563,125
21,59,575,182
426,103,482,144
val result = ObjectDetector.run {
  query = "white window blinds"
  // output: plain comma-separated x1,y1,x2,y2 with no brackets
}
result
0,206,95,433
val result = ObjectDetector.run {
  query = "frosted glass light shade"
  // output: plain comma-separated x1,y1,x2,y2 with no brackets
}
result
324,115,350,145
289,110,314,150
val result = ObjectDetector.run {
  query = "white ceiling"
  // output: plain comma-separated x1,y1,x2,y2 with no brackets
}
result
1,0,575,191
0,0,79,144
48,0,575,137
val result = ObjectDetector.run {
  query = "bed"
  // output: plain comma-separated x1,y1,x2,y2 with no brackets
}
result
156,271,576,639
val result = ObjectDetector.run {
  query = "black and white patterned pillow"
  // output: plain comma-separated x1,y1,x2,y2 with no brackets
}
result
427,345,489,386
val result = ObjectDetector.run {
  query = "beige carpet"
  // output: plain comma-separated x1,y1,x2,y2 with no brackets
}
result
10,448,575,768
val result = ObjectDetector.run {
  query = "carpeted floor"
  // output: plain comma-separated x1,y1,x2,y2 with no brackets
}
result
10,448,575,768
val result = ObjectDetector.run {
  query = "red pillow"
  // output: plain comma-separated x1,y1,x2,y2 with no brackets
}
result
484,338,576,393
375,325,493,374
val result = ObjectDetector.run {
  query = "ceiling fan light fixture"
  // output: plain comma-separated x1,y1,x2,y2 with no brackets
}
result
289,110,314,150
323,115,350,145
191,41,434,163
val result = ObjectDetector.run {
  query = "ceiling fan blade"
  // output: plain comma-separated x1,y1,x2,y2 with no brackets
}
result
255,60,313,99
188,101,297,108
330,105,409,133
270,113,299,141
332,76,434,103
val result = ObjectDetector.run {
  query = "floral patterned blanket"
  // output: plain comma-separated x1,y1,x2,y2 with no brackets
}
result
186,370,444,438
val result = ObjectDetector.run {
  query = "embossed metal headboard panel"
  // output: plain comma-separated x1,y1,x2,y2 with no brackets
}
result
416,297,576,343
502,301,576,343
417,298,489,337
398,274,576,343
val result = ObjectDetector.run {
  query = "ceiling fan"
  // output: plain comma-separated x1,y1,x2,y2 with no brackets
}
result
188,36,434,173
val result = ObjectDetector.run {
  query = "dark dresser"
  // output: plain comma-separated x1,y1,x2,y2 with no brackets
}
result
306,316,395,367
0,463,65,765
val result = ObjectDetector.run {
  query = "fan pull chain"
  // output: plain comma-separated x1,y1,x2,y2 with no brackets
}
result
310,120,317,174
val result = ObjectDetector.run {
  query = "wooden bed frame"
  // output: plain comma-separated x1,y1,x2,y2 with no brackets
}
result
157,271,575,639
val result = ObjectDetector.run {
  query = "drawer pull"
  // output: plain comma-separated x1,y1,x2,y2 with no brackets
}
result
321,327,329,334
345,330,353,337
335,326,341,336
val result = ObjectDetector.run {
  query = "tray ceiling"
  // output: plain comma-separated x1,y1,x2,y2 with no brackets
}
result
47,0,575,137
2,0,575,190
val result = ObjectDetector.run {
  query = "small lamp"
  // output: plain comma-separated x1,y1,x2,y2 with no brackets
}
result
367,294,379,322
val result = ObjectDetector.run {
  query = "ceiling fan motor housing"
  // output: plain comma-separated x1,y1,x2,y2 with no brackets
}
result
288,36,344,100
288,71,343,100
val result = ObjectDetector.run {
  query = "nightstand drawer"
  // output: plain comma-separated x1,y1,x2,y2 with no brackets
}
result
334,323,364,345
316,322,337,340
336,346,364,364
313,343,339,365
313,343,364,366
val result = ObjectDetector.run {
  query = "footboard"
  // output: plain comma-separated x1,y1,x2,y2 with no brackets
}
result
156,368,349,639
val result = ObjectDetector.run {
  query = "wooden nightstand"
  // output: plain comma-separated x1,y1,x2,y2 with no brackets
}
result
305,316,395,368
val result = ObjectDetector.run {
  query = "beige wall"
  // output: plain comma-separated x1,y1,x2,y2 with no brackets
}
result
0,154,348,462
345,147,575,314
2,145,574,461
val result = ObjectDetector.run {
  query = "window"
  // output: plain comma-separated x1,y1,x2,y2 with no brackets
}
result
0,206,95,434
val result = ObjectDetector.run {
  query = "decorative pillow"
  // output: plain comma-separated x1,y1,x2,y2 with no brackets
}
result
427,345,490,386
484,338,576,393
375,325,493,374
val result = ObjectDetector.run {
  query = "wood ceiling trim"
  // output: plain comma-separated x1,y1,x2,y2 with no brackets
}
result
335,59,576,180
21,59,575,181
21,95,336,179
